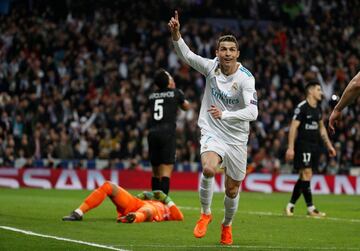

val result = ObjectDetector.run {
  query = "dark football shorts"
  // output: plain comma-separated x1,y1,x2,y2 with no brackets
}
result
293,143,320,171
148,128,176,166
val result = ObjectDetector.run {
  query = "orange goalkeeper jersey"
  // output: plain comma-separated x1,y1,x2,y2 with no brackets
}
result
114,187,174,222
145,200,171,222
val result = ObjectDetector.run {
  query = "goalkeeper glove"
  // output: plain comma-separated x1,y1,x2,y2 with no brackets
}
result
136,191,154,200
153,190,173,204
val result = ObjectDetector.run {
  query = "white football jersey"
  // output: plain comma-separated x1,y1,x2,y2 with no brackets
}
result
173,38,258,145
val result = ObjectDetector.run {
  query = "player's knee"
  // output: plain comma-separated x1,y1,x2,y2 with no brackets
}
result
202,167,216,177
225,187,239,198
201,152,220,177
99,181,114,195
300,169,312,180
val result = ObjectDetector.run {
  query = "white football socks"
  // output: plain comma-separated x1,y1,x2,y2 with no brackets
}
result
307,205,315,212
75,209,83,216
287,202,295,209
222,193,239,226
199,173,214,215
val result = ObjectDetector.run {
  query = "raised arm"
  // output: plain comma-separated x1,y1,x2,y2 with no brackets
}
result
168,10,181,41
329,71,360,133
168,10,214,76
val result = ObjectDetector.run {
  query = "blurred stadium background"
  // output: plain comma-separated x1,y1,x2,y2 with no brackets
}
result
0,0,359,250
0,0,359,191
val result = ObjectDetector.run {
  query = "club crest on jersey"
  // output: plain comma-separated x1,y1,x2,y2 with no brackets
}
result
231,83,238,91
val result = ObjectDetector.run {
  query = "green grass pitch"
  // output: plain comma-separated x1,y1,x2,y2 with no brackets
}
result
0,188,359,250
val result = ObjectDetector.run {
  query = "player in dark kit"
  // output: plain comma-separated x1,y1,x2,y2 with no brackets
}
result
148,69,190,194
285,80,336,217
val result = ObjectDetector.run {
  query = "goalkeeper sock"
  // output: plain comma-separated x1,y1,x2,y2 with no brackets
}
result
290,179,302,204
79,181,113,213
161,176,170,195
75,209,83,216
152,177,161,191
301,181,313,207
199,173,214,215
222,193,239,226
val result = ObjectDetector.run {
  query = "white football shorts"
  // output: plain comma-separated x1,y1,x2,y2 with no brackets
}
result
200,133,247,181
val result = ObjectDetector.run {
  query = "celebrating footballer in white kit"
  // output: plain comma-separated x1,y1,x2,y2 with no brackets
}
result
169,10,258,245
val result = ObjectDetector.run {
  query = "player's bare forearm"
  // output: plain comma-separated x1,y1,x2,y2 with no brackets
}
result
320,123,336,157
320,127,332,149
319,120,332,149
334,71,360,112
287,121,299,149
285,123,298,162
288,130,296,149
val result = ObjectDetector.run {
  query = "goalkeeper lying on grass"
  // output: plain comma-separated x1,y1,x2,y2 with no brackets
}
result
62,181,183,223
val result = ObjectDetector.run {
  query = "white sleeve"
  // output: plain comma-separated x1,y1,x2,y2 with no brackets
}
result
221,77,258,122
173,38,214,76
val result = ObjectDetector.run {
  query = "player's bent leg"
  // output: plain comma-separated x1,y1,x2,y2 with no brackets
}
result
285,177,302,216
193,152,219,238
111,186,145,216
63,181,116,221
79,181,114,213
223,175,240,225
201,151,219,178
285,168,309,217
220,175,240,245
300,168,323,216
200,152,219,207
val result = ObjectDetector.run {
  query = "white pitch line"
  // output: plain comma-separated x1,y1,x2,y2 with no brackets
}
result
0,226,130,251
179,206,360,223
112,243,360,250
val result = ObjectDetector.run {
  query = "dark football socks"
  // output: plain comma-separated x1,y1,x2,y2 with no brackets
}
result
290,179,303,204
301,180,313,206
161,176,170,195
152,177,161,191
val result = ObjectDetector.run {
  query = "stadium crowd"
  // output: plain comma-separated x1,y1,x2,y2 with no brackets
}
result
0,0,359,174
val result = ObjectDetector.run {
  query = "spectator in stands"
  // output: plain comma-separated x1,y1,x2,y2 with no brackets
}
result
0,0,358,173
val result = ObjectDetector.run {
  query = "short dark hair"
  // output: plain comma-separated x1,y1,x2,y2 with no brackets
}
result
305,79,320,95
154,69,169,89
216,35,239,50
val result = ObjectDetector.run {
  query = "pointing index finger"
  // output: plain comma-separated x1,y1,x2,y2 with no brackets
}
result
175,10,179,21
